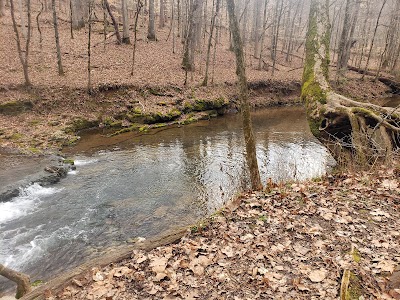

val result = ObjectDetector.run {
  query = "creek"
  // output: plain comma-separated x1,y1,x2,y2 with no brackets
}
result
0,106,335,292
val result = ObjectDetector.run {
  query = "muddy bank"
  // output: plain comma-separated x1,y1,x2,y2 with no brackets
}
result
0,80,300,154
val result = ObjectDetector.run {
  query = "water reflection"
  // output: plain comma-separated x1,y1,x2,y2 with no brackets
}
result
1,107,334,291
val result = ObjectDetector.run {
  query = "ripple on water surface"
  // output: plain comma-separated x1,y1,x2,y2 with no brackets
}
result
0,107,335,292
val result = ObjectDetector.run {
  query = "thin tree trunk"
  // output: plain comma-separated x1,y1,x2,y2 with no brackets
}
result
159,0,165,28
375,29,389,80
362,0,387,79
253,0,261,58
147,0,156,40
337,0,360,80
104,0,122,43
131,0,143,74
172,0,175,52
37,0,44,49
52,0,64,75
88,0,92,94
0,264,31,299
182,0,198,73
272,0,283,76
285,0,299,63
102,0,107,49
356,0,370,68
121,0,131,43
69,0,74,38
202,0,219,86
211,8,219,84
226,0,262,191
258,0,268,69
10,0,31,86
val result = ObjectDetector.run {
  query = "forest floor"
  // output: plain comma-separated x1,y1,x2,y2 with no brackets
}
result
0,8,394,154
21,165,399,300
1,6,400,300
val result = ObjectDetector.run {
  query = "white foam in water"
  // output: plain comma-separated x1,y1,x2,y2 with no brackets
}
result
74,159,98,166
0,183,59,224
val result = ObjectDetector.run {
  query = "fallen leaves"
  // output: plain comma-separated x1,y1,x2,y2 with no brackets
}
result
308,269,327,283
54,168,399,300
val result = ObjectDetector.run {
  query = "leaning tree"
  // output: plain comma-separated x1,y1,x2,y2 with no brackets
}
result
302,0,400,164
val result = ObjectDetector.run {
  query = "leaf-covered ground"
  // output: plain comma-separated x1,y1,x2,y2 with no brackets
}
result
43,167,400,300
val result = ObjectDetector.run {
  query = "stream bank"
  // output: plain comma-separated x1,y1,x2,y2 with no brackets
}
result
0,80,301,155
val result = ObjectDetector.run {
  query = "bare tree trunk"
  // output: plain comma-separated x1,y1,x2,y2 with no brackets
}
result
104,0,122,43
0,0,5,17
121,0,130,43
70,0,85,29
336,0,360,80
102,0,107,49
362,0,387,79
0,264,31,299
226,0,262,191
271,0,283,76
69,0,74,38
177,0,181,37
182,0,198,75
285,0,299,63
18,0,26,37
147,0,156,40
211,7,219,84
253,0,261,58
131,0,143,74
258,0,268,69
52,0,64,75
37,0,44,49
202,0,219,86
356,0,370,68
87,0,92,94
159,0,165,28
172,0,175,52
10,0,31,86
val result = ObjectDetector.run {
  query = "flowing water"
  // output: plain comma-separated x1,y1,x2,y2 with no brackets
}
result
0,107,335,292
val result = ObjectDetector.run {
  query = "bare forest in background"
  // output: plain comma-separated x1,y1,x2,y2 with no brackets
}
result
0,0,399,90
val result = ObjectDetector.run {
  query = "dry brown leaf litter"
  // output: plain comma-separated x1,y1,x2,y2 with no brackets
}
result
42,167,400,300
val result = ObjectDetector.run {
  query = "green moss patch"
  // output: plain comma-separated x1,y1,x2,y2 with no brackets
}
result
0,101,33,115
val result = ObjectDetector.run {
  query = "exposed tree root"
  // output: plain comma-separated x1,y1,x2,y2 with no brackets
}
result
302,0,400,164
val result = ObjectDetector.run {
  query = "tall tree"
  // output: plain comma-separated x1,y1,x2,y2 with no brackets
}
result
121,0,131,43
52,0,64,75
10,0,31,86
226,0,262,190
147,0,156,40
302,0,400,163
